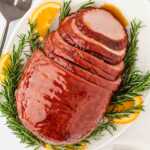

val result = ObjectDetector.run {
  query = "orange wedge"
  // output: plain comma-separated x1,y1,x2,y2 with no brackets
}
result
101,3,129,28
108,96,143,124
78,144,87,150
45,143,87,150
45,144,54,150
0,54,11,83
112,112,141,124
108,100,133,113
67,144,88,150
30,2,60,37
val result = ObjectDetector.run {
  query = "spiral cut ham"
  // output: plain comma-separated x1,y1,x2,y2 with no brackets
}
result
16,7,128,145
16,50,112,144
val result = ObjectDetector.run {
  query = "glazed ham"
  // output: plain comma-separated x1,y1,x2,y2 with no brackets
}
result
44,31,124,81
76,8,128,50
59,15,127,64
44,33,121,91
16,7,128,145
16,51,112,144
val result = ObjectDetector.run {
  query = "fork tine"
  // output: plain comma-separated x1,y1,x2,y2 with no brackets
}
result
0,1,25,20
15,0,32,11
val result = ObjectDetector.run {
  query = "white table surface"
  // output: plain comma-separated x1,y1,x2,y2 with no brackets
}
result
0,0,150,150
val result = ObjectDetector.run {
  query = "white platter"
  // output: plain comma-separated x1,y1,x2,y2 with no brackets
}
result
1,0,150,150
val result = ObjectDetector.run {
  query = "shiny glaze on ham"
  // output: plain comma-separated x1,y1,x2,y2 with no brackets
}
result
16,51,112,144
44,31,124,81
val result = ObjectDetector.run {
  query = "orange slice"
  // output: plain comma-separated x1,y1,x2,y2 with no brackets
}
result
45,143,87,150
30,2,61,37
78,144,87,150
101,3,129,28
108,100,133,113
112,112,141,124
0,54,11,83
108,96,143,124
67,144,88,150
45,144,54,150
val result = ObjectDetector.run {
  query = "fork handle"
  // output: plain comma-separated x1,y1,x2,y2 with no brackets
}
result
0,23,9,54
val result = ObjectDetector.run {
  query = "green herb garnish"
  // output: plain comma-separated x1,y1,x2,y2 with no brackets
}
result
79,0,95,10
106,105,144,119
112,20,150,104
60,0,95,22
27,22,43,52
51,141,88,150
60,0,72,21
88,119,117,140
0,33,43,149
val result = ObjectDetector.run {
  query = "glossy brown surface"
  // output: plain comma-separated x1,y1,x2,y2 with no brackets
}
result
16,51,112,144
76,8,128,50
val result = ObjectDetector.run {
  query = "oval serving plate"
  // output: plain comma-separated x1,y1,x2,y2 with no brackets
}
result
1,0,150,150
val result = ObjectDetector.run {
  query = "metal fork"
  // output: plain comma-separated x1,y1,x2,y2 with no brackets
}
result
0,0,32,53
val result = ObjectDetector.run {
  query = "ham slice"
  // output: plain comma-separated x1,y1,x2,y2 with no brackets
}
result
44,31,124,81
16,50,112,144
48,53,121,92
76,8,128,50
59,15,127,64
44,33,121,91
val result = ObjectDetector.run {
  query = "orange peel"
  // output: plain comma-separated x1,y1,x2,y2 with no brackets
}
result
108,96,143,124
30,2,60,37
0,53,11,83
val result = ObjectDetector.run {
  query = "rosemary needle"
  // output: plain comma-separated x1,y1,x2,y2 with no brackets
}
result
60,0,95,22
112,20,150,104
60,0,72,21
79,0,95,10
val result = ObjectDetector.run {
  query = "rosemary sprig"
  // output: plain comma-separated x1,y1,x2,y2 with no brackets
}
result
106,105,144,119
27,22,42,51
88,119,117,139
0,34,43,149
79,0,95,10
123,20,143,85
60,0,72,21
52,141,88,150
112,20,150,103
60,0,95,22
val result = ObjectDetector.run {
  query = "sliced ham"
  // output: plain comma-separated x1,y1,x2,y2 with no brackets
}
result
58,15,126,64
16,50,112,144
49,53,121,92
44,31,124,81
76,8,128,50
16,6,128,145
44,37,121,91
